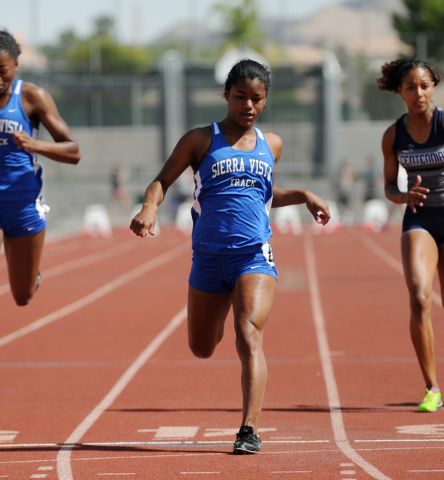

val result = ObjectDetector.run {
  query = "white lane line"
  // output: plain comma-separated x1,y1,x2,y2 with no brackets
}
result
57,306,188,480
359,234,442,306
180,473,219,475
3,437,444,450
272,472,311,474
304,234,393,480
0,239,138,296
4,445,444,467
0,242,188,348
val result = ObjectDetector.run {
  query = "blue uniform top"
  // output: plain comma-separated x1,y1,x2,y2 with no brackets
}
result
191,122,274,254
393,106,444,206
0,79,42,202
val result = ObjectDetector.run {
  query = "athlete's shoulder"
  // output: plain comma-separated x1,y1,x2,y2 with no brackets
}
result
263,131,282,147
21,81,48,102
186,125,213,142
262,131,282,160
382,122,397,141
382,122,397,154
180,125,212,151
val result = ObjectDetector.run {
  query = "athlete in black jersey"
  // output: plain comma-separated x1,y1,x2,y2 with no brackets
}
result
379,58,444,412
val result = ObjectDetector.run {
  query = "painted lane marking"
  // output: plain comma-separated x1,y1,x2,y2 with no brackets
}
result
304,234,393,480
180,473,219,475
341,471,356,475
359,234,442,306
57,306,188,480
38,468,53,471
3,437,444,450
0,431,18,443
396,424,444,436
203,427,276,438
155,427,199,439
97,475,136,476
341,464,354,467
408,470,444,472
0,242,188,349
0,238,138,296
3,446,444,468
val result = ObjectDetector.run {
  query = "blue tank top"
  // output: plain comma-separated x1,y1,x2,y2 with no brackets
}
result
393,106,444,206
0,79,42,202
191,122,274,254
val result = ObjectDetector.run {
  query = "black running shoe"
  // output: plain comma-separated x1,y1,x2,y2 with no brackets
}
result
233,425,262,454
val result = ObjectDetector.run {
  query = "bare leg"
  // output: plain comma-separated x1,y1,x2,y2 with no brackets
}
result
187,285,232,358
401,230,439,389
4,229,45,306
232,273,276,431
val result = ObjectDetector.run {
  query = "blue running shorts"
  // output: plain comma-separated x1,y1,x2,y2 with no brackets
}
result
189,241,277,294
0,197,49,238
402,206,444,246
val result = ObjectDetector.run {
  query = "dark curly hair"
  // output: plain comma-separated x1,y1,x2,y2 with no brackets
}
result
0,30,21,60
377,58,440,92
224,58,271,96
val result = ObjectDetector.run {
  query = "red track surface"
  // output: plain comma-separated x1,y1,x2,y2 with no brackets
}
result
1,225,443,479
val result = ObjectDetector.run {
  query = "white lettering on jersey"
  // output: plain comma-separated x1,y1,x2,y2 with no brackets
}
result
248,158,272,180
0,138,8,146
0,119,23,133
398,146,444,168
230,178,257,187
212,157,246,178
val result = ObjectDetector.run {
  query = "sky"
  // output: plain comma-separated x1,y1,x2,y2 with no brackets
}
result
2,0,341,47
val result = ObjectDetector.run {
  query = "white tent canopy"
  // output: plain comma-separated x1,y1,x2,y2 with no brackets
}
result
214,48,269,85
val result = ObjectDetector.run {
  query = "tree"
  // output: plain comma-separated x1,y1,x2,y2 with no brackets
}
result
42,16,151,74
392,0,444,59
214,0,264,51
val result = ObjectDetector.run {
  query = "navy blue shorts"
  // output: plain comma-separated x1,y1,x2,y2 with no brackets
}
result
189,241,277,294
402,206,444,245
0,197,49,238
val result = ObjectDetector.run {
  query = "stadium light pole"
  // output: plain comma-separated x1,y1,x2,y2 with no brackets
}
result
163,50,186,159
113,0,122,42
29,0,40,49
322,50,341,177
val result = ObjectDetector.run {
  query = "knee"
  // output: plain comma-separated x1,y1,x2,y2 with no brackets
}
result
235,323,262,358
188,338,216,359
409,288,432,317
12,292,32,306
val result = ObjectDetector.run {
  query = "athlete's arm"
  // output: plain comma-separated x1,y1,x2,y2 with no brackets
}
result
272,187,330,225
130,127,212,237
13,82,80,164
382,124,428,213
264,131,330,224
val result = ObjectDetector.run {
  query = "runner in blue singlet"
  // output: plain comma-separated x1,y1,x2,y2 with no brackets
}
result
379,58,444,412
131,59,331,454
0,31,80,306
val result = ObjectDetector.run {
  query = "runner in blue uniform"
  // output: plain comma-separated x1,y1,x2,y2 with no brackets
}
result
131,59,330,453
379,58,444,412
0,31,80,305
